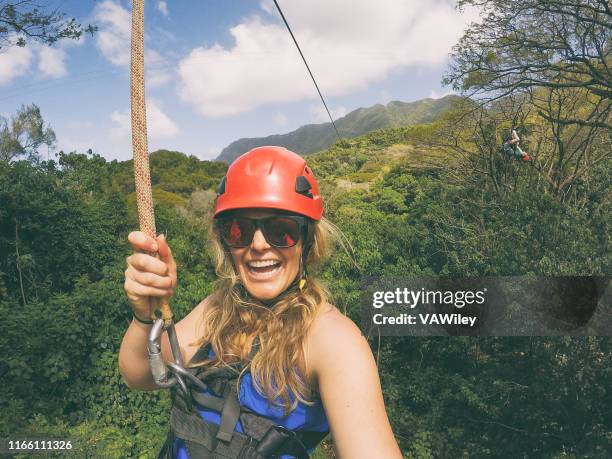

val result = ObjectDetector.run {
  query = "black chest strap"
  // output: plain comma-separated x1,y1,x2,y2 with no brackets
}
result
165,403,324,459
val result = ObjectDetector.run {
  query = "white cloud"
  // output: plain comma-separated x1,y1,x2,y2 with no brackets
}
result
0,30,79,85
309,104,348,123
148,101,180,137
379,89,392,104
178,0,479,117
110,109,130,140
0,43,32,85
273,112,288,126
429,88,455,99
110,100,179,141
204,146,221,159
93,1,172,88
94,0,132,67
259,0,275,15
148,69,172,87
145,49,165,67
37,46,68,78
146,49,164,66
333,106,348,120
157,1,169,17
145,49,172,87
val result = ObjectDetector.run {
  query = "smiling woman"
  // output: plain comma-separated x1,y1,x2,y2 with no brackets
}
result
216,211,309,298
119,146,402,458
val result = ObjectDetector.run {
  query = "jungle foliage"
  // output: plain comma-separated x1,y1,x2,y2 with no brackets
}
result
0,0,610,456
0,96,609,457
0,104,56,163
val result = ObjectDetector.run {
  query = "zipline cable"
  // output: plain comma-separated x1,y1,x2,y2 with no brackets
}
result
272,0,343,143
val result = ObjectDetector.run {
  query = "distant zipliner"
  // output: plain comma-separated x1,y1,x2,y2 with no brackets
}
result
501,129,531,162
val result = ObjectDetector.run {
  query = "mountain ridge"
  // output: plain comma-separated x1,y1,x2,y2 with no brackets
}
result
216,95,461,163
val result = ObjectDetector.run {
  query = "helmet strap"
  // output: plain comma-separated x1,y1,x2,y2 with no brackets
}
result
298,220,315,291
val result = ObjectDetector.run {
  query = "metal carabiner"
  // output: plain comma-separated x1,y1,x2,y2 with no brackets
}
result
147,317,194,410
148,317,174,387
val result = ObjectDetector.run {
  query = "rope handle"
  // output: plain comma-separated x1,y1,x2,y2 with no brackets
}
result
130,0,173,323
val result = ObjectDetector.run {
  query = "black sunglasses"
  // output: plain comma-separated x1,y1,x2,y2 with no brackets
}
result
216,215,308,248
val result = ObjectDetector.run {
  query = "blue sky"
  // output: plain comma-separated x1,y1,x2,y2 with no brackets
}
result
0,0,478,161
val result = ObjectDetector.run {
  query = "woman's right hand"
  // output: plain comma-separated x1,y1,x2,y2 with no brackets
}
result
124,231,177,322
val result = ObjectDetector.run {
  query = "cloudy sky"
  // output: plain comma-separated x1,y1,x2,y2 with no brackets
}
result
0,0,478,161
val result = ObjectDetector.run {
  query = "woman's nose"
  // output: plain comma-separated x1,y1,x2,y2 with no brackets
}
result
251,228,270,251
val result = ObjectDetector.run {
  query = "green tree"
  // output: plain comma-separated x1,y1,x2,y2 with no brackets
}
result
446,0,611,129
0,1,95,49
0,104,56,162
442,0,612,201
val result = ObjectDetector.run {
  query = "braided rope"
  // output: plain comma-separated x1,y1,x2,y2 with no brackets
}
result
130,0,154,237
130,0,172,322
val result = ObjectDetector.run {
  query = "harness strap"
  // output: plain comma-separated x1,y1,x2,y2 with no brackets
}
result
293,430,328,449
191,392,225,412
169,404,318,459
170,405,218,449
156,430,175,459
170,405,248,457
256,426,308,458
239,411,275,440
216,384,241,442
240,408,326,458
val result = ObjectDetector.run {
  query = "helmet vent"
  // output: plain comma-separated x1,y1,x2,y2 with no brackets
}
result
245,157,276,176
295,176,313,198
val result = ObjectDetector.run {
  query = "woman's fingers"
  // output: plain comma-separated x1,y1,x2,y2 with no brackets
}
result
124,276,173,298
156,234,175,268
156,234,168,258
126,253,169,276
128,230,158,253
124,232,177,314
156,234,177,287
124,264,174,297
125,264,173,289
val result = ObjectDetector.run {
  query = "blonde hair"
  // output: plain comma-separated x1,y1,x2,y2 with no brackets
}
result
191,216,340,414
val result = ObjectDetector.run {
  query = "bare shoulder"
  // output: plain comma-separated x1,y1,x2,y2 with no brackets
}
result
309,304,363,341
305,304,372,378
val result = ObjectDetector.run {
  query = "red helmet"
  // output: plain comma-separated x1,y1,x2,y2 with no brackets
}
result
214,146,324,220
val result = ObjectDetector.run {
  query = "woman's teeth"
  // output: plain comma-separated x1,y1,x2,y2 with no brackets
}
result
247,260,282,274
248,260,280,267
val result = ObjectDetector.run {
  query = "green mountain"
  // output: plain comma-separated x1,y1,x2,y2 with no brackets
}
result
216,95,461,163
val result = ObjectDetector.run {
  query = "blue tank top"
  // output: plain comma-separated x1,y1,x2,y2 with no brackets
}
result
173,347,329,459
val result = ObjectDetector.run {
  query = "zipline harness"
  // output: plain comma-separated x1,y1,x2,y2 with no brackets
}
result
156,341,328,459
